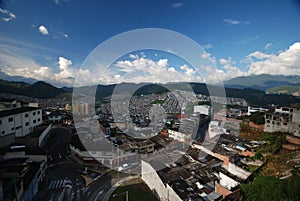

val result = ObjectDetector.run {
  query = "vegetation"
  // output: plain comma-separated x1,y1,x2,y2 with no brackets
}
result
257,132,287,155
0,79,67,99
241,175,300,201
109,178,157,201
1,79,299,106
249,112,265,124
224,74,300,91
198,101,211,105
151,99,165,105
266,85,300,96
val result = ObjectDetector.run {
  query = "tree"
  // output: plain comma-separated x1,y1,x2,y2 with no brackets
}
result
250,112,265,124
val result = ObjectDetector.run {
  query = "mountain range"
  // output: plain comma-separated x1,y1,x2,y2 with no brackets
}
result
224,74,300,91
0,73,299,106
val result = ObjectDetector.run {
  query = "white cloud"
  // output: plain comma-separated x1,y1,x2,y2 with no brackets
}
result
201,52,216,65
215,57,247,81
0,8,16,22
1,41,299,86
172,2,183,8
201,52,211,59
180,64,196,76
55,57,76,81
168,67,176,72
53,32,69,39
202,44,213,49
54,0,69,5
264,43,272,50
108,55,203,84
245,51,272,61
0,44,79,86
223,18,250,25
38,25,49,35
129,54,138,59
248,42,300,76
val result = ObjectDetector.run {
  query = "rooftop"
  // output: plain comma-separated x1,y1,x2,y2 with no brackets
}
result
0,107,41,117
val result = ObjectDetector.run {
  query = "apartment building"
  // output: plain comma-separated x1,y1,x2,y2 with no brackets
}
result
0,107,43,146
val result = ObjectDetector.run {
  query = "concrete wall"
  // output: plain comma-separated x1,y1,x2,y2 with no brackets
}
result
219,172,239,191
141,161,182,201
249,122,264,131
228,162,251,180
38,124,51,146
286,135,300,145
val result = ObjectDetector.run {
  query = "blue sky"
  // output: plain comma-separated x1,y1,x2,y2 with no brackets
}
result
0,0,300,86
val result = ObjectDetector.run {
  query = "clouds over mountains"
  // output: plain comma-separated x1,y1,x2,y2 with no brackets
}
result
0,41,299,87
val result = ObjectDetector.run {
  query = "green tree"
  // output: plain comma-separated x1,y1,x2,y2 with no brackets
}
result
249,112,265,124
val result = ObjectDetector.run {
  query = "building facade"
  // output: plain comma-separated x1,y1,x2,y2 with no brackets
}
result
0,107,43,146
264,107,300,136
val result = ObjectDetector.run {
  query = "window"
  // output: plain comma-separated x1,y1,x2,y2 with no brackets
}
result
25,114,29,118
8,117,13,122
2,131,5,135
38,118,41,122
33,120,36,124
283,123,288,126
11,127,14,131
16,126,22,130
37,111,41,114
33,112,36,116
25,122,29,126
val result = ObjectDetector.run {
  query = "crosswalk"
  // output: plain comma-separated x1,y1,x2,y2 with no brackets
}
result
48,179,72,190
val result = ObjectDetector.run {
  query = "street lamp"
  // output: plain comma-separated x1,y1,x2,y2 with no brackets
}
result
112,191,128,201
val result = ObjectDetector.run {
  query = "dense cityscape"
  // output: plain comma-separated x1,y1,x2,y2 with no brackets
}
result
1,0,300,201
0,84,299,200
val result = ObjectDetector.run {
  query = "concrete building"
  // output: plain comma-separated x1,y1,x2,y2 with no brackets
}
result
194,105,211,116
247,106,269,116
264,107,300,136
0,98,21,111
168,129,192,143
0,107,43,146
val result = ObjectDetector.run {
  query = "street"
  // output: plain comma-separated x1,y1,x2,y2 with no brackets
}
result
33,126,127,201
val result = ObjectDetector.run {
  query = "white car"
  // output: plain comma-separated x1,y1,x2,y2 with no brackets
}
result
118,163,130,171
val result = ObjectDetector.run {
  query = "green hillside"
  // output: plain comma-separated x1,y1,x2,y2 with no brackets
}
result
266,86,300,96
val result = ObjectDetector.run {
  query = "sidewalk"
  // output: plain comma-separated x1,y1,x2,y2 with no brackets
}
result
102,175,140,201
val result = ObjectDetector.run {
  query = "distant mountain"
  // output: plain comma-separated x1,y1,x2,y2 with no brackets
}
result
0,71,38,84
0,79,67,99
24,81,67,98
224,74,300,91
0,79,299,106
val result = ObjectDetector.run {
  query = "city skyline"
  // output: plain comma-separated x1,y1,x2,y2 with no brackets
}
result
0,0,300,87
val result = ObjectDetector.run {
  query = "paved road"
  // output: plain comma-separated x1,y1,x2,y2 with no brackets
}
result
33,126,131,201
